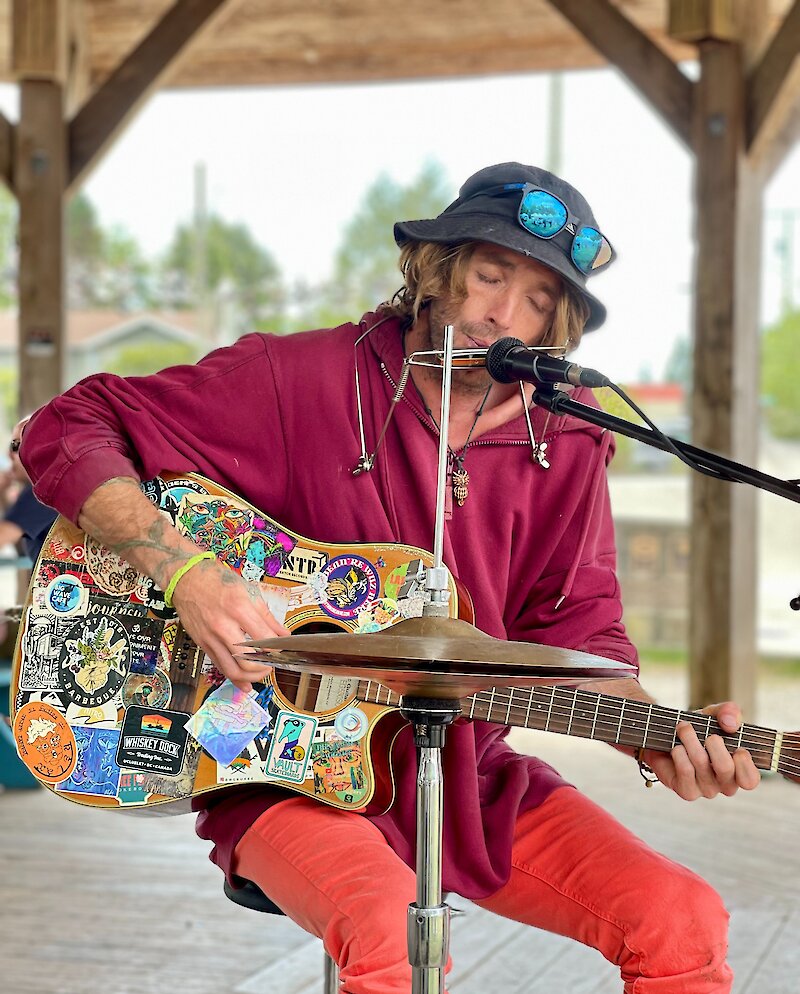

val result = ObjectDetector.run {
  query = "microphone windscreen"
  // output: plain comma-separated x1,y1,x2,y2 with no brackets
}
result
485,337,525,383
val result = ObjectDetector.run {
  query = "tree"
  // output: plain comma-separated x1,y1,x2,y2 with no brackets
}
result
68,192,154,310
307,161,452,326
0,184,17,308
160,215,284,332
663,335,692,391
761,309,800,438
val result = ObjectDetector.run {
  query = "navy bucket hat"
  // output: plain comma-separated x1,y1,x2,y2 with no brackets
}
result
394,162,612,332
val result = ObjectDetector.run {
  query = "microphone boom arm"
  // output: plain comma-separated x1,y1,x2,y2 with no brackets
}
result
532,386,800,506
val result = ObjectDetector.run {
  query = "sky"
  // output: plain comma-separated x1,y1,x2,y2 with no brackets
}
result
1,66,798,382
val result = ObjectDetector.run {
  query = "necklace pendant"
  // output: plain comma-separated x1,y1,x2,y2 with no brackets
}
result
533,442,550,470
452,465,470,506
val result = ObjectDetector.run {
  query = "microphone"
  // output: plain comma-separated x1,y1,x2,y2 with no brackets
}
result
485,337,610,388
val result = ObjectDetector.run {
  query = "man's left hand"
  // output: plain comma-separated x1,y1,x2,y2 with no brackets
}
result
644,701,761,800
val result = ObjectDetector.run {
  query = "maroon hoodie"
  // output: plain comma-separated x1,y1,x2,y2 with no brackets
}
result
20,313,637,898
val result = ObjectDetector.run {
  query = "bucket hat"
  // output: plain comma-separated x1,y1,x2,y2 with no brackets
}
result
394,162,611,331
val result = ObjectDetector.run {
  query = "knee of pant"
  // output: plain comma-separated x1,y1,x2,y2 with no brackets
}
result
324,891,411,982
628,867,730,970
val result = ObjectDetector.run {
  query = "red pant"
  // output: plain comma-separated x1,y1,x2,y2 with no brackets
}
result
234,786,732,993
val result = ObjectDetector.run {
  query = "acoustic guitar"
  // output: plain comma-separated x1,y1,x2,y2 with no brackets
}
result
9,473,799,814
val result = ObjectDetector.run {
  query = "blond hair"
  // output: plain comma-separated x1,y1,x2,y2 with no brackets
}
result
380,241,590,351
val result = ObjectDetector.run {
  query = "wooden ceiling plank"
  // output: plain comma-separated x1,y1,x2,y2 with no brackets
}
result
0,110,14,192
546,0,694,147
747,0,800,153
68,0,236,190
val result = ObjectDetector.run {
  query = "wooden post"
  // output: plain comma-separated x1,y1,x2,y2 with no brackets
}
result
13,1,69,414
688,38,762,714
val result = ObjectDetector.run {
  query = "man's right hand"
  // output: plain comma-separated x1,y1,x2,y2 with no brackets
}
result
169,554,290,689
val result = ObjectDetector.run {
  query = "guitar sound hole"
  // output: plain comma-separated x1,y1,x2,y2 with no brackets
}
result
275,620,345,709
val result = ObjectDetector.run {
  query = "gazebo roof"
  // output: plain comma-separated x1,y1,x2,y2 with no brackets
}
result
0,0,791,91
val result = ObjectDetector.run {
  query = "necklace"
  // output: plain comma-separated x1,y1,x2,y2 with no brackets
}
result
424,385,492,508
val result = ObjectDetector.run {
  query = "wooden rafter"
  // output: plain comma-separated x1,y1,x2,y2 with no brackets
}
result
747,0,800,171
68,0,235,191
0,111,13,192
546,0,694,147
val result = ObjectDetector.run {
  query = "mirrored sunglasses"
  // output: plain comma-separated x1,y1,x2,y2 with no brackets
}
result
465,182,615,276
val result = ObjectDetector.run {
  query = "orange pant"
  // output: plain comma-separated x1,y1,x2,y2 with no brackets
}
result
233,786,732,993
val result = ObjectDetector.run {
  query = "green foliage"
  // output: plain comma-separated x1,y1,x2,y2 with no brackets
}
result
161,215,284,328
0,366,17,429
663,335,692,391
104,340,203,378
761,309,800,438
303,161,452,326
0,185,17,307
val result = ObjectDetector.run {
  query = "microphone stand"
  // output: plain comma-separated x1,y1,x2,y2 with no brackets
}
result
531,386,800,610
531,387,800,506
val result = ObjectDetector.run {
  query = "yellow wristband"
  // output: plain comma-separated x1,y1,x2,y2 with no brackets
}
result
163,551,217,608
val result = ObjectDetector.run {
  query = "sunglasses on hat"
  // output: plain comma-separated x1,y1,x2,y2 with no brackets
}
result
462,183,615,276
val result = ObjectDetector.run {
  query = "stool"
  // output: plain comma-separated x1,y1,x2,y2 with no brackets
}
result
224,875,340,993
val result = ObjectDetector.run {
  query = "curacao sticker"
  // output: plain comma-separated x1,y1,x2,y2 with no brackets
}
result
13,701,78,784
333,706,369,743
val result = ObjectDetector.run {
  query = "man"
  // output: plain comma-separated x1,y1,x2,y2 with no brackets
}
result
20,163,759,993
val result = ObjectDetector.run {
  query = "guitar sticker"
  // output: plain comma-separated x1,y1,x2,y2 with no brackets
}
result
55,727,122,797
184,681,272,767
116,706,191,776
57,614,130,708
265,711,317,783
13,701,78,784
320,555,379,621
18,610,81,693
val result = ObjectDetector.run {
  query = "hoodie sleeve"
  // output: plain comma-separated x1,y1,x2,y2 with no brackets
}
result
18,333,290,525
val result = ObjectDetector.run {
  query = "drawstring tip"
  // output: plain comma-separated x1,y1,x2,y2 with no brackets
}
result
554,595,565,611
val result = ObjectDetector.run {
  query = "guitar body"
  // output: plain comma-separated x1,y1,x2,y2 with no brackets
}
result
9,473,460,814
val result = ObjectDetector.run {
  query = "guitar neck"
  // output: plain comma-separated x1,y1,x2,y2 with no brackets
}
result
358,680,786,775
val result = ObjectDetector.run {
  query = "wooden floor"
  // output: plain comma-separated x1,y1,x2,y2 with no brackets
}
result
2,665,799,994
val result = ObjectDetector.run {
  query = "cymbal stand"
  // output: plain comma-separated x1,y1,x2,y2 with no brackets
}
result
403,324,461,993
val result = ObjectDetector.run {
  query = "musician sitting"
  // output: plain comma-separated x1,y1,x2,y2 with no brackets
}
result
20,162,759,994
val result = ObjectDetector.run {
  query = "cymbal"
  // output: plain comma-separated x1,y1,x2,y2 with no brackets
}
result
241,616,630,699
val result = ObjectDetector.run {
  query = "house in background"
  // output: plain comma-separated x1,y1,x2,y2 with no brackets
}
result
0,310,210,392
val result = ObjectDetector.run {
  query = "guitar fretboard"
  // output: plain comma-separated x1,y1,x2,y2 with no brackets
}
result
357,680,786,775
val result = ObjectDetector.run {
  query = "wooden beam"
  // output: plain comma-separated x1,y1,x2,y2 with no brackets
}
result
0,111,14,192
12,0,70,80
688,40,761,715
546,0,694,147
68,0,235,191
747,0,800,172
16,79,66,414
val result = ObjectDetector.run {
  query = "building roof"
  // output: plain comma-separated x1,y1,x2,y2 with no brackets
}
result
0,309,203,349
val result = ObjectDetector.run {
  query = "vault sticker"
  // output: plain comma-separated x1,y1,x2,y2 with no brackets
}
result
265,711,317,784
55,727,122,797
13,701,78,784
320,555,379,621
116,705,190,776
58,614,130,707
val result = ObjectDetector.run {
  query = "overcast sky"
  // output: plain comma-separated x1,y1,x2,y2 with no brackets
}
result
1,67,798,381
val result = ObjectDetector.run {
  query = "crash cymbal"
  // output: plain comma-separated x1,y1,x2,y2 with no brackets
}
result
241,616,630,699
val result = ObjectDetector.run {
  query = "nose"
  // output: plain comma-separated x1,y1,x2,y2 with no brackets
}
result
483,289,521,332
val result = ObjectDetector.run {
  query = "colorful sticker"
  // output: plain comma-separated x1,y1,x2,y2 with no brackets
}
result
310,731,368,803
36,573,89,617
117,771,150,805
184,681,271,767
355,597,401,633
121,669,172,710
278,547,328,585
177,495,254,570
241,519,296,581
130,737,202,799
58,614,130,707
13,701,78,784
265,711,317,784
116,706,191,776
55,727,122,797
319,555,379,621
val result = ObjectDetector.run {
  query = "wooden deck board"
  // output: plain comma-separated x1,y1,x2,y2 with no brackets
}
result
2,668,799,993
